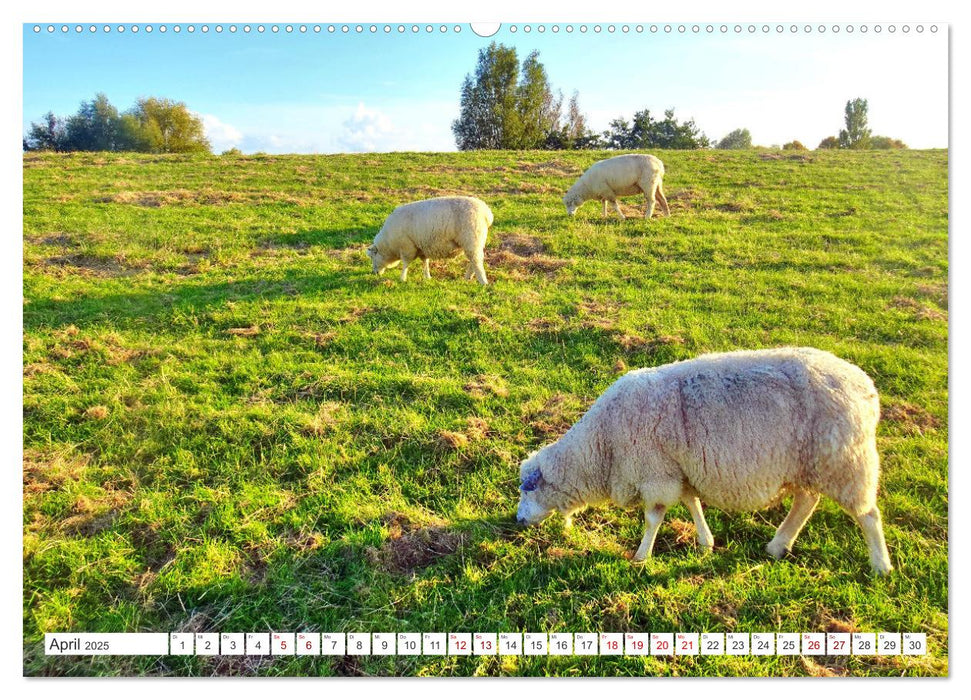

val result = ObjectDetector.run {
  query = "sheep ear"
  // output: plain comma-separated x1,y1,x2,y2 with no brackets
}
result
521,467,543,492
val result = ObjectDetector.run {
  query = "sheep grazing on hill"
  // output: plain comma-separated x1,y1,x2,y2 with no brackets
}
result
367,196,493,285
562,153,670,220
516,347,893,574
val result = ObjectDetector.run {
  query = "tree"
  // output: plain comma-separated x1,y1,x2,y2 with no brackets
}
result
817,136,840,149
25,111,66,151
62,93,123,151
870,135,907,149
604,117,633,150
513,51,560,148
24,94,210,153
650,110,710,149
544,91,599,149
128,97,210,153
838,98,871,149
452,43,523,150
783,140,808,151
603,108,709,150
452,43,580,150
717,128,752,149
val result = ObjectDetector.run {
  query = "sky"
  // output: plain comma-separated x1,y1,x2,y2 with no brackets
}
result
22,21,949,153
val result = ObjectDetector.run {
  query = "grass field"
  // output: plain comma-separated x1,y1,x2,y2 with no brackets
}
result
22,148,948,676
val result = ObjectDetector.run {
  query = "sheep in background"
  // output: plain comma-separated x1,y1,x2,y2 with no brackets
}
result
516,347,893,574
367,196,493,285
562,153,670,220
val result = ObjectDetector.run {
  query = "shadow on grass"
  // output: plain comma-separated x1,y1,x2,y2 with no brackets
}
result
258,225,376,250
24,268,377,332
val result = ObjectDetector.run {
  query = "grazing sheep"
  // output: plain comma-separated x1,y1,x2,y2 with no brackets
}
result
367,196,493,285
562,153,670,220
516,347,893,574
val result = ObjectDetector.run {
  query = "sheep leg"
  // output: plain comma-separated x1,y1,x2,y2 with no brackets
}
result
683,495,714,550
399,257,412,282
422,258,431,280
602,199,608,217
854,506,893,575
633,504,667,561
610,200,626,220
766,489,820,559
469,251,488,286
464,261,475,281
644,191,657,219
655,182,670,216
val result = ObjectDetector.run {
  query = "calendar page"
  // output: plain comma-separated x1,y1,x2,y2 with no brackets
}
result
20,1,949,679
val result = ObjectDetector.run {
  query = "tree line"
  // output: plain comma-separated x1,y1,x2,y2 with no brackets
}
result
451,43,709,151
24,93,211,153
452,44,908,152
23,51,909,154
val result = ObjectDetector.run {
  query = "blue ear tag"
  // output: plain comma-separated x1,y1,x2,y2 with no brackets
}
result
521,468,542,492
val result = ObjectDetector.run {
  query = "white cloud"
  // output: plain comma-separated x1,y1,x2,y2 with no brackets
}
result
337,103,396,152
200,113,243,153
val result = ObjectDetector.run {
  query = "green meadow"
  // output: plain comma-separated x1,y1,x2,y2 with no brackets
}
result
22,148,948,676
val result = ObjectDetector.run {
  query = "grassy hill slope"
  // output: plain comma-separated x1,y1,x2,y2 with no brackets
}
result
23,149,948,676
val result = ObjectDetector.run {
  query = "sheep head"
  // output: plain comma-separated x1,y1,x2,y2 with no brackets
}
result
516,453,556,525
562,192,582,217
366,244,400,275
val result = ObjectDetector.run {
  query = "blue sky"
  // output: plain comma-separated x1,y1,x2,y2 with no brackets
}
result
22,22,949,153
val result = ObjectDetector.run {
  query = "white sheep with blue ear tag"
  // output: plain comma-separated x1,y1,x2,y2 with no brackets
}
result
514,347,894,575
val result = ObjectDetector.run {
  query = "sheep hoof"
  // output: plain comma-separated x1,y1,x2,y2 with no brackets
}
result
766,540,790,559
871,560,894,576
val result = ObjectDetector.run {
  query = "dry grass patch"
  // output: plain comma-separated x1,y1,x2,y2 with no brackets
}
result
83,405,109,420
882,400,939,435
524,393,582,440
759,152,814,163
300,402,342,437
916,282,948,308
463,374,509,399
309,331,337,347
666,518,698,547
465,417,490,440
94,188,308,207
436,430,469,451
812,608,858,633
889,295,946,321
575,298,621,331
515,160,575,178
667,188,705,212
43,254,145,278
526,317,562,333
716,201,751,213
23,449,91,495
499,233,547,257
225,326,261,337
368,512,465,575
799,657,846,677
710,603,739,628
615,332,685,353
487,234,570,276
